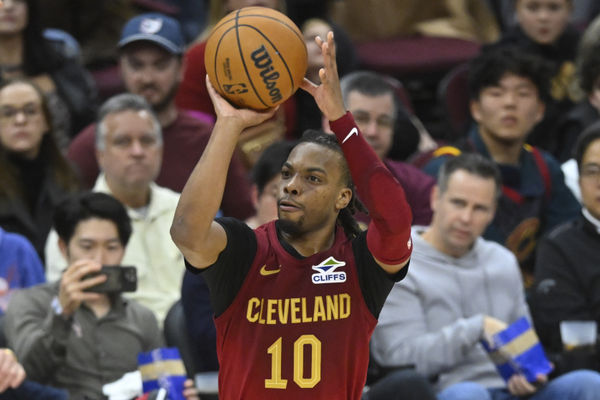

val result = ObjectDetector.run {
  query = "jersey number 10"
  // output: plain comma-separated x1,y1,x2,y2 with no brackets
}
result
265,335,322,389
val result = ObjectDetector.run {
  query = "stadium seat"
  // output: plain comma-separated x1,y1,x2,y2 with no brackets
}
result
437,62,471,140
355,36,480,81
164,300,197,376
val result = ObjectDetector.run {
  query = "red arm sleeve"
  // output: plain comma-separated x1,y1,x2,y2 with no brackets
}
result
329,112,412,265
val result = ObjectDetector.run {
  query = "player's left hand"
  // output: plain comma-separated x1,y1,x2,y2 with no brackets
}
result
300,31,345,122
507,373,547,396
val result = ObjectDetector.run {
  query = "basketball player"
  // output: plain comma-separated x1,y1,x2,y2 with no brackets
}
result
170,32,413,399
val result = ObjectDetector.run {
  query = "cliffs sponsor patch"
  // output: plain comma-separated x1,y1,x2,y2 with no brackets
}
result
311,256,346,284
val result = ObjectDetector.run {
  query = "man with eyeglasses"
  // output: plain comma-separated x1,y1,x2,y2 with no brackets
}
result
532,121,600,359
337,71,435,226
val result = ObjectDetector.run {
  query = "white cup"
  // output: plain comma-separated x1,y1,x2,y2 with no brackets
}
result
560,320,597,350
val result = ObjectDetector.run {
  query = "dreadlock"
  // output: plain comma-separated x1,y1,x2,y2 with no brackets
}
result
298,130,367,239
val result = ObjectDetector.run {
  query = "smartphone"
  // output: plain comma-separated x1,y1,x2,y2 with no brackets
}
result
83,265,137,293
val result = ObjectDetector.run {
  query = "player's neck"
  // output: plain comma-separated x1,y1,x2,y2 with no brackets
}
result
282,224,337,257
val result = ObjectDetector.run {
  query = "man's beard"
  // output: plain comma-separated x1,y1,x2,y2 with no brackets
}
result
147,82,179,114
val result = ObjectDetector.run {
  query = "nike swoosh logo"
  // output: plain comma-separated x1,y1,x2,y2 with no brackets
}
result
260,265,281,276
342,127,358,144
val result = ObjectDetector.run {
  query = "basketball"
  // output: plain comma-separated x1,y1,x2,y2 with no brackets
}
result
204,7,308,110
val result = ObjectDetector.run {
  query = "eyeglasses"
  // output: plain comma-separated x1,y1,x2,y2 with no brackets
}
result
0,104,42,122
581,165,600,182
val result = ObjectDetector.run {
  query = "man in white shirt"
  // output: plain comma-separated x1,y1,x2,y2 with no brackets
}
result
46,94,183,324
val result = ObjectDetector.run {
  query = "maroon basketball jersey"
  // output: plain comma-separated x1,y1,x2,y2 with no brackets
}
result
214,221,377,399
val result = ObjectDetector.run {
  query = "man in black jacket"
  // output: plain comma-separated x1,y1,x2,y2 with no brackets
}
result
532,121,600,365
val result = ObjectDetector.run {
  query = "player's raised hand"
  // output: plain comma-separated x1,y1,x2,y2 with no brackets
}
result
206,75,278,130
300,31,345,122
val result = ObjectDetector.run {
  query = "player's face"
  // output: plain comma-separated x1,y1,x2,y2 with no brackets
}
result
96,110,162,192
0,82,49,159
0,0,28,35
63,218,125,265
579,138,600,220
516,0,571,45
471,73,544,147
429,170,497,257
278,143,351,236
347,91,395,160
119,43,182,112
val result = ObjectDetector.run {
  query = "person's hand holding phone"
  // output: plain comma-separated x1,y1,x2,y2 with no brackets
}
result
58,260,107,318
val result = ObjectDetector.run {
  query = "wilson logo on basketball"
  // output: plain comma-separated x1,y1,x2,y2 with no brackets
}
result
250,45,282,103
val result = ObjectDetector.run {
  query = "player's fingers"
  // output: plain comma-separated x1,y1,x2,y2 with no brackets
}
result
319,68,327,82
326,31,336,59
300,77,318,95
315,35,323,47
243,105,279,125
205,75,223,104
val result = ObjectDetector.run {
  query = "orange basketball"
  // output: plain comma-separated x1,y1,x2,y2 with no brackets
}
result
204,7,307,110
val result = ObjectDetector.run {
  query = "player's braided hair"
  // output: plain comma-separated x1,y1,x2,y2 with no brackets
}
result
298,130,367,239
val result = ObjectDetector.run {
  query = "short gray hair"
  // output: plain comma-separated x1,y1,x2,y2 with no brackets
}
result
95,93,162,150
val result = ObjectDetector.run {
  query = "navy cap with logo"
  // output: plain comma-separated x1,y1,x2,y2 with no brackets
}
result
118,13,185,55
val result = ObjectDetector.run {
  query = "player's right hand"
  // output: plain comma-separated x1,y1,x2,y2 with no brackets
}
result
205,75,277,130
58,260,106,318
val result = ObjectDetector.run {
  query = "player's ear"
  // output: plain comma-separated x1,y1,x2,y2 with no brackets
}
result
335,187,352,210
